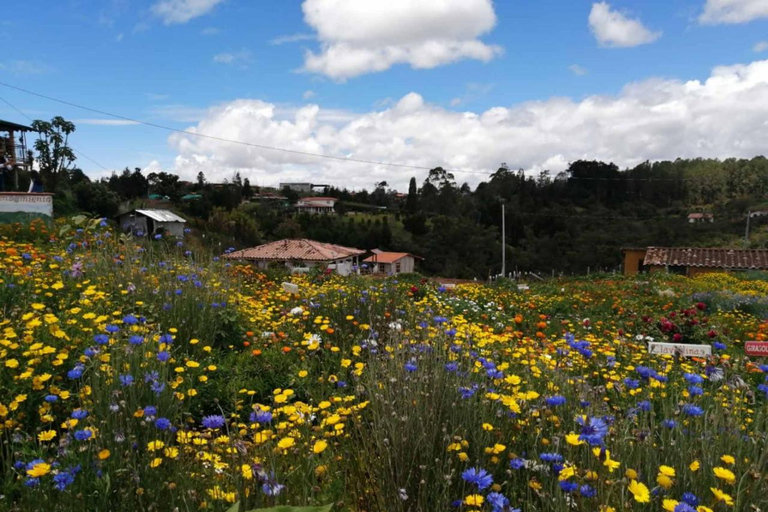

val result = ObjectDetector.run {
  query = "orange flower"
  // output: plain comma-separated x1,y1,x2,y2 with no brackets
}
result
252,349,262,356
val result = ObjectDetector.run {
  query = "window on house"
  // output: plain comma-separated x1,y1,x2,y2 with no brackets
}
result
395,263,401,273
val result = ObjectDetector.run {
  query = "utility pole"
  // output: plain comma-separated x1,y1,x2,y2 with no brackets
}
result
745,211,751,247
501,202,506,278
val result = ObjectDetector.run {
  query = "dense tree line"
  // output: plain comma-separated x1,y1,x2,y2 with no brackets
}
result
22,117,768,278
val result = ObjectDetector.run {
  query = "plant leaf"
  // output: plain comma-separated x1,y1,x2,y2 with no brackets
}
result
244,505,333,512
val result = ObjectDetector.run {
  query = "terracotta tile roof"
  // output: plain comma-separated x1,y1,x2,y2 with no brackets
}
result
644,247,768,269
223,239,364,262
363,252,421,264
299,197,337,202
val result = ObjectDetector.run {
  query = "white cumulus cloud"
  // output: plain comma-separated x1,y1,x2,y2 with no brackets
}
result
150,59,768,191
300,0,502,80
589,2,661,48
755,41,768,53
151,0,224,25
700,0,768,24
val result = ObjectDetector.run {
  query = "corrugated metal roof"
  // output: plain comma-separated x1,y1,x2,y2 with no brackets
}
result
134,209,186,223
223,239,364,262
363,252,421,264
644,247,768,269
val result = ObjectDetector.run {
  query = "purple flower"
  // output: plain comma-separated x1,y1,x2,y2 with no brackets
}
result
201,415,226,429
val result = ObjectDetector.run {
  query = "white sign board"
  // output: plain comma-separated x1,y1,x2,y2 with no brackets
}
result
281,282,300,295
0,193,53,219
648,342,712,358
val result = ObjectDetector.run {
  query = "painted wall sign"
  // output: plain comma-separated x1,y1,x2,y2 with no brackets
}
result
0,193,53,222
648,342,712,358
745,341,768,357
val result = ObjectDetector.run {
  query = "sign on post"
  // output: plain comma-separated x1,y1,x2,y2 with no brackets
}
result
648,342,712,358
281,282,300,295
0,192,53,222
745,341,768,357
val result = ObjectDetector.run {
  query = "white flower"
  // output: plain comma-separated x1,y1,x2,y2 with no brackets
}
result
290,307,303,316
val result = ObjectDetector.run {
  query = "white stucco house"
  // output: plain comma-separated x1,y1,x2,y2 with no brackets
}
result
223,239,365,276
296,197,337,215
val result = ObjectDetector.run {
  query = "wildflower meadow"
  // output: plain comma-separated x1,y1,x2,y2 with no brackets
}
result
1,218,768,512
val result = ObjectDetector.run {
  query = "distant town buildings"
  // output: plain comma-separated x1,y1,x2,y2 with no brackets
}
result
687,213,714,223
296,196,338,215
279,183,331,193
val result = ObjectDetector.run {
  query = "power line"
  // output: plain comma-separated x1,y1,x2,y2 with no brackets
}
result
0,94,110,171
0,80,752,183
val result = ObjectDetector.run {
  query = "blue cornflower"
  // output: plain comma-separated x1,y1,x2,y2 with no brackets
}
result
459,386,476,399
580,484,597,498
45,395,58,403
155,417,172,430
67,366,84,379
758,364,768,373
674,504,697,512
637,400,651,412
713,342,726,351
683,373,704,385
635,366,656,379
663,419,677,429
151,381,166,394
559,481,579,493
105,324,120,333
122,314,139,325
71,409,88,419
486,492,509,512
445,362,459,372
53,470,76,491
681,492,699,507
201,415,226,429
24,478,40,488
461,467,493,490
159,334,174,344
118,374,134,387
129,335,144,345
156,351,171,362
84,347,98,358
546,395,567,407
144,406,157,416
540,453,563,463
578,417,609,445
404,361,418,373
144,371,159,383
74,430,92,441
93,334,109,345
251,410,273,424
510,458,526,470
682,404,704,416
688,385,704,396
623,378,640,389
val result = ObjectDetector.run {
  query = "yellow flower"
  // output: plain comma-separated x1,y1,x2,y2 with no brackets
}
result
720,454,735,465
558,465,576,481
711,487,734,505
241,464,253,480
277,437,295,450
656,473,674,489
31,303,45,310
565,433,584,446
491,443,506,454
482,423,494,431
26,462,51,477
163,447,179,459
628,480,650,503
663,500,680,512
5,359,18,369
150,457,163,468
98,449,110,460
689,460,700,472
464,495,484,506
625,468,638,480
38,430,57,442
298,370,308,378
147,440,165,451
697,507,714,512
659,465,676,477
313,440,328,454
713,467,736,485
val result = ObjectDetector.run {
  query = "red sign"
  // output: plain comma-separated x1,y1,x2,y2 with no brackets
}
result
745,341,768,357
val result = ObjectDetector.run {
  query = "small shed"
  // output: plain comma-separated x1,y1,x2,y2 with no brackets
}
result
363,251,422,275
117,209,186,238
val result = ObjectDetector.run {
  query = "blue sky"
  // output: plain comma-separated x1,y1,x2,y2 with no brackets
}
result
1,0,768,190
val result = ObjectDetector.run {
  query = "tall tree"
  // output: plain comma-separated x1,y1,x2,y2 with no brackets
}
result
406,177,419,213
31,116,77,190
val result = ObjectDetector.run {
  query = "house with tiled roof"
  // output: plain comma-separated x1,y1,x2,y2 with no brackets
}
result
622,247,768,276
296,197,337,215
363,251,422,275
223,239,365,275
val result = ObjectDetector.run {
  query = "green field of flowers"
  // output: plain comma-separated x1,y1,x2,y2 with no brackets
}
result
1,219,768,512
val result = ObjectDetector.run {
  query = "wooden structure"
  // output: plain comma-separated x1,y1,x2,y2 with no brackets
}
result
116,209,187,238
0,119,35,191
622,247,768,276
